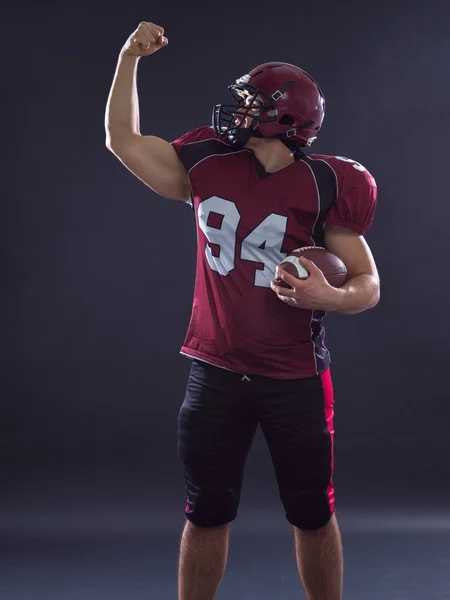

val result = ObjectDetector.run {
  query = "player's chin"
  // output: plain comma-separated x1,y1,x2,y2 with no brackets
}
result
245,134,270,149
244,136,257,148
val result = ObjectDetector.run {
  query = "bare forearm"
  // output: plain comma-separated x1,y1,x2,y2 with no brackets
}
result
332,274,380,315
105,52,141,144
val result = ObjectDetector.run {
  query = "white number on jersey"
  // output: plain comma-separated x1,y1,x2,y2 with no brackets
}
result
197,196,241,276
335,156,366,172
241,213,288,287
197,196,288,288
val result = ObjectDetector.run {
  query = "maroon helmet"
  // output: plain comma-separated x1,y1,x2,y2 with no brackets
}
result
213,62,325,148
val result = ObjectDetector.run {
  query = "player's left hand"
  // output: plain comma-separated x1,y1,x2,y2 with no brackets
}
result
270,257,343,311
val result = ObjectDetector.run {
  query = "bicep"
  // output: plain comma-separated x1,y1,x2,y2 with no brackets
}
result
324,224,379,280
107,134,191,201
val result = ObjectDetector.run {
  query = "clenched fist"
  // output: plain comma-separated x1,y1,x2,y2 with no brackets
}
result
122,22,168,58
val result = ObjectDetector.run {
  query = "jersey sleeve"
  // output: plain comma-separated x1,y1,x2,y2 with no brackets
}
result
170,126,215,208
171,126,216,168
322,158,377,235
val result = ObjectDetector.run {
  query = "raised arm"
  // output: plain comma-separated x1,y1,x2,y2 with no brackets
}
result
105,22,190,201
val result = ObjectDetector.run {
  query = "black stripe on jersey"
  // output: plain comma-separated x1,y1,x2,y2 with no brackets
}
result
178,138,235,173
300,156,338,247
299,155,338,375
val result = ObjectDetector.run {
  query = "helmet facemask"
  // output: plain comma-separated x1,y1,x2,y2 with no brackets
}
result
212,80,279,148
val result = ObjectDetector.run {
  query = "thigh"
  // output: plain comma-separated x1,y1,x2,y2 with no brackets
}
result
259,370,335,507
178,360,258,489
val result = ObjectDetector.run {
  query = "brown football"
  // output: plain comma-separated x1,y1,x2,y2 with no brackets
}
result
275,247,348,289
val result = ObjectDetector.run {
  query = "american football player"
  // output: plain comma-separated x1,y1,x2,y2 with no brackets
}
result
105,21,380,600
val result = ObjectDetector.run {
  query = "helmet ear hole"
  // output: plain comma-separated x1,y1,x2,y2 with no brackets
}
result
279,114,295,125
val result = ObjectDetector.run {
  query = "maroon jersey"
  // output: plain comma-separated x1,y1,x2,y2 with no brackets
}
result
171,126,377,379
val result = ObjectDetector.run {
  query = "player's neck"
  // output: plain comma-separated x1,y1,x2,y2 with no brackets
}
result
244,137,295,174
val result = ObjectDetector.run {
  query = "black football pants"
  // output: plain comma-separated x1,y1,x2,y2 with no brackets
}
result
177,359,335,531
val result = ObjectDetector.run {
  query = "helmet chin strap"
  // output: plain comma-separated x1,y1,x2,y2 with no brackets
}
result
227,123,259,148
281,137,306,158
228,126,304,157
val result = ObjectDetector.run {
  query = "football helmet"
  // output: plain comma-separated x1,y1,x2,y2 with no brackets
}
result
213,62,325,149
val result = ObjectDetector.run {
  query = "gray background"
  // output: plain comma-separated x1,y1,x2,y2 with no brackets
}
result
2,0,450,597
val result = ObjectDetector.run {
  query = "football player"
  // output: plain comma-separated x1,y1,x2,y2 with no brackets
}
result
105,21,380,600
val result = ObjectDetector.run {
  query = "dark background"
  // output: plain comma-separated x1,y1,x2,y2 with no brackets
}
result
2,0,450,596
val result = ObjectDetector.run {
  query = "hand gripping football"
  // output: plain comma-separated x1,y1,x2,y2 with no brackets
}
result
275,247,348,288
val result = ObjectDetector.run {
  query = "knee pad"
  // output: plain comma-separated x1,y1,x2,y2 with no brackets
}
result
185,486,240,528
283,489,332,531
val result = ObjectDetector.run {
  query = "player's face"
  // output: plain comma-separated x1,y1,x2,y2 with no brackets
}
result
233,94,263,129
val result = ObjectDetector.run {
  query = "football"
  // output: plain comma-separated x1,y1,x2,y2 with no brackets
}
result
274,247,348,288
